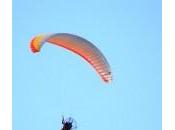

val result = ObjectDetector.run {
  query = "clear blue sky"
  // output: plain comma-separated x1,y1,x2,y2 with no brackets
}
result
13,0,161,130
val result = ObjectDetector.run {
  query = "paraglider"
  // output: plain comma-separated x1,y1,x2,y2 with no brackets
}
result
30,33,112,83
61,116,77,130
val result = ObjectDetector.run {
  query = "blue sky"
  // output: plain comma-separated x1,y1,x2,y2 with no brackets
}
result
13,0,161,130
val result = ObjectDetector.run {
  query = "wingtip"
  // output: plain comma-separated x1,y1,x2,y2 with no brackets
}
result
30,37,40,53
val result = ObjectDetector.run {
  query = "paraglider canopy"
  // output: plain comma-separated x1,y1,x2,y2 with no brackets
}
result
30,33,112,83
